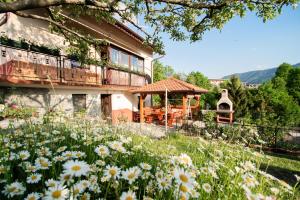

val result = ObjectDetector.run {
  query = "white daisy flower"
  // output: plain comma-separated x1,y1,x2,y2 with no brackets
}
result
63,160,90,177
122,167,141,184
120,190,136,200
94,145,110,157
44,184,69,200
140,163,152,171
202,183,212,193
57,146,67,153
104,165,121,179
242,173,259,188
24,192,41,200
45,179,60,188
109,141,126,153
178,153,193,166
2,181,26,198
35,157,51,170
157,177,172,191
174,168,194,186
18,150,30,160
27,173,42,184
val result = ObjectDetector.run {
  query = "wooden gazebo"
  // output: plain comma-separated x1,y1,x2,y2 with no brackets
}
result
131,77,208,124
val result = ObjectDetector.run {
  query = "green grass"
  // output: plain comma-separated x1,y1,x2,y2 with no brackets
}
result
131,132,300,186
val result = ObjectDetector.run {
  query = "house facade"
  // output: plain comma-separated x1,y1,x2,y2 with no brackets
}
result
0,10,153,123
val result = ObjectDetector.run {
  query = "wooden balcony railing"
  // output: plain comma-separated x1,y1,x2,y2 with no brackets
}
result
105,68,146,87
0,44,147,87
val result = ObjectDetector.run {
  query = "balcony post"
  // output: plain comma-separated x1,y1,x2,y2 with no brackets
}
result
140,94,146,123
182,94,187,119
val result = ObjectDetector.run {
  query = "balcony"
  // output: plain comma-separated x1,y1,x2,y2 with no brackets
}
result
0,44,147,88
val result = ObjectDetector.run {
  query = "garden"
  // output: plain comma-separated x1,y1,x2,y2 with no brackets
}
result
0,113,299,200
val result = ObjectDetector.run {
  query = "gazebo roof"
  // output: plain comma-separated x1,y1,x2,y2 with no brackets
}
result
131,77,208,94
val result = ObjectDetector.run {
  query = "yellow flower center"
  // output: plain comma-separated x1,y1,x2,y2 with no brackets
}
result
71,165,81,171
41,161,49,168
180,185,189,193
81,195,88,200
52,190,62,198
127,173,135,179
74,188,80,195
8,187,16,192
31,175,37,180
161,181,167,187
125,196,133,200
63,174,71,180
179,174,188,183
109,169,117,176
28,196,36,200
179,194,187,200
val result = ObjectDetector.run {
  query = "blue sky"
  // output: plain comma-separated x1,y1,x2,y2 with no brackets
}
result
157,6,300,78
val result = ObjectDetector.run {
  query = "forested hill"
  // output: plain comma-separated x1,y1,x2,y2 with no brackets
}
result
223,63,300,84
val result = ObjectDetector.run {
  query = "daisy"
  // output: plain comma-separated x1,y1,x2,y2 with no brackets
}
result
140,163,152,171
61,151,74,160
202,183,212,193
45,179,60,188
178,153,193,167
242,174,259,188
104,165,121,179
120,190,137,200
80,192,91,200
174,168,194,186
63,160,90,177
35,157,51,170
18,150,30,160
94,145,110,157
60,173,73,183
57,146,67,153
71,182,85,197
179,184,191,194
27,173,42,184
122,167,141,184
44,184,69,200
157,177,172,191
2,181,26,198
25,163,37,173
109,141,126,153
24,192,41,200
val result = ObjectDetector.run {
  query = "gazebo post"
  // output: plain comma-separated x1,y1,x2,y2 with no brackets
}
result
182,94,187,119
140,94,146,123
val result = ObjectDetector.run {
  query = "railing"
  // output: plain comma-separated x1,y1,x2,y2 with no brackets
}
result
0,44,101,86
104,68,146,87
0,44,147,87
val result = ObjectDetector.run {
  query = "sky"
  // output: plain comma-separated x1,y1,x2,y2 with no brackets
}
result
156,6,300,79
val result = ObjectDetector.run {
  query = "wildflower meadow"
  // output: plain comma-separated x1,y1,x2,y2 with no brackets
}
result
0,116,299,200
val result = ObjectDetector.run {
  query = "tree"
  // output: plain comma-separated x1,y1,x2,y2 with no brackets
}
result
186,71,211,89
0,0,298,54
274,63,293,81
286,67,300,105
223,76,250,119
153,60,174,82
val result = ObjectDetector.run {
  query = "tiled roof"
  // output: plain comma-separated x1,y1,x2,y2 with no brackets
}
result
131,77,208,94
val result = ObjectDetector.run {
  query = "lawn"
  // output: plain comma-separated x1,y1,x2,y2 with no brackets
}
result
0,117,299,199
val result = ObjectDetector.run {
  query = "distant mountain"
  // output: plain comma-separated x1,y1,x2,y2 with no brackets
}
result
223,63,300,84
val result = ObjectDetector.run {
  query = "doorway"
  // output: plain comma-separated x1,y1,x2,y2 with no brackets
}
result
101,94,112,120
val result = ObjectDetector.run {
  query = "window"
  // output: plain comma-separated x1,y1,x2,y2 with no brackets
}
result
110,48,119,65
120,51,129,67
110,47,144,71
131,55,144,72
72,94,87,113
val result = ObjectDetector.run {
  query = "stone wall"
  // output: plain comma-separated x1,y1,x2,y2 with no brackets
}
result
0,87,101,118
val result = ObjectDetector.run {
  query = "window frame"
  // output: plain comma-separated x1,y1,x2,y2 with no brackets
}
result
109,46,144,73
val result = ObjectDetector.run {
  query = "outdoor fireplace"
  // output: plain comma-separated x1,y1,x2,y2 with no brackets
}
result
216,89,234,123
